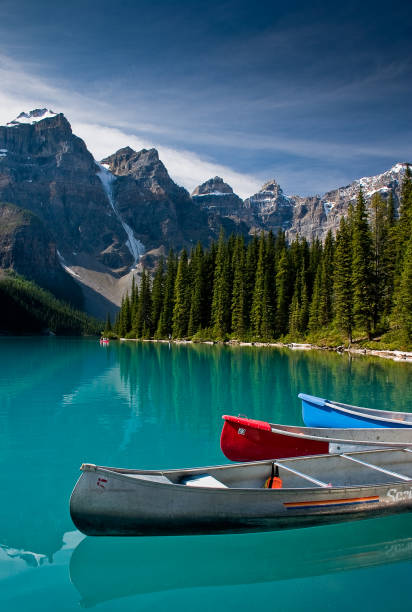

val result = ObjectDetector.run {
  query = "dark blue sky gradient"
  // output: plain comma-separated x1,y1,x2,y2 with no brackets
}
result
0,0,411,194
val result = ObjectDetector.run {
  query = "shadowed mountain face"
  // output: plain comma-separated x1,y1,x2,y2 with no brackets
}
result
0,202,83,307
0,109,408,316
0,112,132,271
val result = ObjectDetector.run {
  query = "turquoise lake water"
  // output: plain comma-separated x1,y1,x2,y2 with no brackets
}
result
0,337,411,610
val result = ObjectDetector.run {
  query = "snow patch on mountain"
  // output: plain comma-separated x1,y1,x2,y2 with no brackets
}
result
193,191,228,197
96,163,145,264
323,201,334,215
7,109,58,126
57,250,81,278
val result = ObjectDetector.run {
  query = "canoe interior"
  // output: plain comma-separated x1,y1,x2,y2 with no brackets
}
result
299,393,412,426
331,400,412,423
269,422,412,444
88,448,412,490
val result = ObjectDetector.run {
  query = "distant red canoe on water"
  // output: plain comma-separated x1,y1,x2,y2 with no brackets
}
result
220,415,412,462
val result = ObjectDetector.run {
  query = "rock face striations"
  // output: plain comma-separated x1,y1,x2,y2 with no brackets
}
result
0,108,409,317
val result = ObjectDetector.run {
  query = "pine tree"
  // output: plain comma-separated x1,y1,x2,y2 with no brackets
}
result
104,312,112,333
123,293,132,335
156,250,177,338
397,165,412,253
288,263,308,336
244,234,259,328
308,265,321,332
250,235,266,337
333,217,353,343
370,192,393,331
275,248,290,337
289,280,300,336
211,229,231,338
318,230,334,326
231,236,247,337
203,241,217,328
188,243,206,336
135,269,152,337
352,188,374,337
172,249,190,337
382,192,397,317
151,257,165,334
395,233,412,341
130,275,138,323
299,270,309,333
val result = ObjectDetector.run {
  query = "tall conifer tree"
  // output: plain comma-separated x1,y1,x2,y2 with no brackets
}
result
188,243,206,336
352,188,374,337
156,249,177,338
231,236,247,337
211,229,231,338
151,258,165,334
333,217,353,342
172,249,190,337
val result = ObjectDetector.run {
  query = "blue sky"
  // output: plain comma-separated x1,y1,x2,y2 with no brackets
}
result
0,0,411,197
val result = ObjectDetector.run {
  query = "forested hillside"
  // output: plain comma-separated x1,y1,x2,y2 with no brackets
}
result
112,167,412,349
0,273,101,335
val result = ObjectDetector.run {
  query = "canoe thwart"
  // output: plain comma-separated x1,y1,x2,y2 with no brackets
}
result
340,454,412,481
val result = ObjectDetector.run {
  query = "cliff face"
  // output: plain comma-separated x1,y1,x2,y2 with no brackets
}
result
101,149,245,250
287,163,407,241
0,111,132,271
0,202,83,306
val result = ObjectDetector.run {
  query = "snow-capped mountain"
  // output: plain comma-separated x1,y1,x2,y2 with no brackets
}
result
0,107,409,315
7,108,58,126
288,162,408,241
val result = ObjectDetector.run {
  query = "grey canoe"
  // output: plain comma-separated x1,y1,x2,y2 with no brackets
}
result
70,448,412,536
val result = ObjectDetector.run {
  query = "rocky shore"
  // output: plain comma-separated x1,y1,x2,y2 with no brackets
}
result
119,337,412,363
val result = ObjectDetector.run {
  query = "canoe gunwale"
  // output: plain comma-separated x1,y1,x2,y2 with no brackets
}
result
74,465,399,496
329,400,412,422
325,401,412,426
78,448,412,493
268,425,412,447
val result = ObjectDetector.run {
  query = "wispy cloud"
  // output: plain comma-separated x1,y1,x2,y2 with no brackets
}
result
0,54,261,197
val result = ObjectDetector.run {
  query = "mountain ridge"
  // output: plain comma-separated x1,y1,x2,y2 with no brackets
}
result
0,108,409,317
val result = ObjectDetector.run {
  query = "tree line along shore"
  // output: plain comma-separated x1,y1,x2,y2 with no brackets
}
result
107,167,412,351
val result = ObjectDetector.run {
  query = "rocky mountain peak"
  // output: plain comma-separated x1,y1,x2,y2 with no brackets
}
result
192,176,234,197
101,147,166,180
6,109,59,126
259,179,283,195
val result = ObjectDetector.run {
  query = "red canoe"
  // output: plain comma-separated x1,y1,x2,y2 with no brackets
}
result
220,415,412,462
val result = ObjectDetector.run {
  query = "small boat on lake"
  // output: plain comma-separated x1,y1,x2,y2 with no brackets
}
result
220,414,412,462
300,393,412,429
100,337,110,345
70,448,412,536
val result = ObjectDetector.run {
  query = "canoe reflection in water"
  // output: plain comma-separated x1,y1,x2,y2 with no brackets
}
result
70,513,412,608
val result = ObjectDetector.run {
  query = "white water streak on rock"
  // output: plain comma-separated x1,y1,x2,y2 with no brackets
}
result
96,164,145,264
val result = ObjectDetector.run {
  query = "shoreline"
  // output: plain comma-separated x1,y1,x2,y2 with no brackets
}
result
119,337,412,363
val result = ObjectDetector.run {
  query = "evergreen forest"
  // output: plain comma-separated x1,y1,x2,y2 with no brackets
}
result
0,272,101,335
110,167,412,349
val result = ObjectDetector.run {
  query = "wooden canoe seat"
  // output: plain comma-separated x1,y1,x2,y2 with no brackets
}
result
182,474,228,488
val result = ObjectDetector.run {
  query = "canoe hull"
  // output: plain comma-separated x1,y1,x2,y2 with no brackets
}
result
300,393,412,428
70,463,412,536
221,416,329,461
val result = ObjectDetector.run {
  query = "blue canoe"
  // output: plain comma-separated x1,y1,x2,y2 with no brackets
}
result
300,393,412,429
